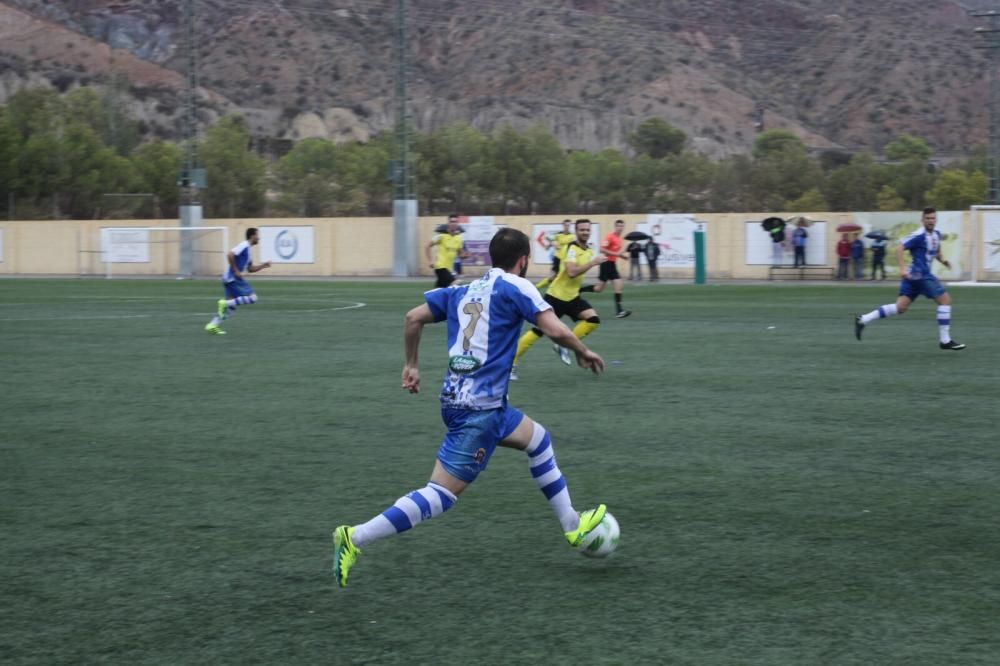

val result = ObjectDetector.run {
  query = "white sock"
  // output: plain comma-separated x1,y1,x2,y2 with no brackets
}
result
937,305,952,343
350,482,457,548
525,423,579,533
861,303,898,325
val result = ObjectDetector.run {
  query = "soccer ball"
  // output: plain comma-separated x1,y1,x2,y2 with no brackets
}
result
578,511,620,558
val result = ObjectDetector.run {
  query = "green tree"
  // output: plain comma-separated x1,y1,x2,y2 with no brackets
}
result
0,111,20,216
925,169,988,209
275,138,339,216
655,151,715,211
752,129,806,160
627,118,686,159
201,116,266,218
131,141,182,217
823,154,889,211
785,188,827,212
884,134,932,162
876,185,905,211
415,123,490,213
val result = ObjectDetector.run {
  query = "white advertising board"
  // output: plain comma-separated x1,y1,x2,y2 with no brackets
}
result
258,226,315,264
103,228,150,263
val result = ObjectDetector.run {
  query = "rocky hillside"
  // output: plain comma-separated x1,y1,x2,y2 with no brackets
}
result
0,0,990,157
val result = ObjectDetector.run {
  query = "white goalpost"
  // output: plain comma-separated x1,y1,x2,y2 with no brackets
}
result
100,226,229,279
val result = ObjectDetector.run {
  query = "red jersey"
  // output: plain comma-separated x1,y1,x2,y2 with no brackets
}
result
602,232,624,263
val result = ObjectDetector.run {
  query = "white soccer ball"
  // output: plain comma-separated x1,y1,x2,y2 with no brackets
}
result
578,511,620,558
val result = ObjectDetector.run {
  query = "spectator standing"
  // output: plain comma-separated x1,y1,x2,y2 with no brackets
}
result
792,224,808,267
836,234,851,280
627,241,643,281
870,238,887,280
645,240,661,282
851,235,865,280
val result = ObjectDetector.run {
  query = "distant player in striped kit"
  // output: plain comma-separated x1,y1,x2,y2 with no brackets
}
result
204,227,271,335
855,208,965,350
332,228,609,588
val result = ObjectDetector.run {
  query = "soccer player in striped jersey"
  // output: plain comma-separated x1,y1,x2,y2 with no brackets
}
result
204,227,271,335
332,228,609,588
855,208,965,350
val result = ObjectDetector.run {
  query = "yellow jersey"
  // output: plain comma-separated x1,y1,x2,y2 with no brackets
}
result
432,233,464,270
547,242,594,301
553,232,576,261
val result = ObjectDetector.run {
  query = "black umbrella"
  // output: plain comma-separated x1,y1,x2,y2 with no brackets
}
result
434,224,450,233
624,231,651,241
865,230,888,241
760,217,786,232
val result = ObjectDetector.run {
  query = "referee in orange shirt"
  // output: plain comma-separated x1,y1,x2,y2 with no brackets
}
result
580,219,631,318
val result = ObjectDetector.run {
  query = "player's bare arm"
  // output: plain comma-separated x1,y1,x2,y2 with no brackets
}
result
534,310,605,375
402,303,435,393
936,253,952,270
563,255,605,278
896,245,909,278
226,251,242,279
247,261,272,273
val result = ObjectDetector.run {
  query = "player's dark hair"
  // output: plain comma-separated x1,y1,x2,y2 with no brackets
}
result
490,228,530,270
246,227,258,240
575,218,591,229
448,213,459,222
922,207,937,216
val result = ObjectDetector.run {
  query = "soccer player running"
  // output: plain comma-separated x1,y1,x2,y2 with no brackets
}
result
511,219,607,377
426,213,469,288
536,219,575,290
332,228,608,588
581,219,632,318
204,227,271,335
855,207,965,350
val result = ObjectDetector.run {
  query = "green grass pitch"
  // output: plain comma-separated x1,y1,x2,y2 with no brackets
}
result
1,278,999,665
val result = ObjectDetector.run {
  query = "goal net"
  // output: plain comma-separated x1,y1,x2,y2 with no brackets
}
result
100,226,229,279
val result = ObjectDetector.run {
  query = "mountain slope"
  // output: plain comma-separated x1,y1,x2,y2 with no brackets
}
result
0,0,989,157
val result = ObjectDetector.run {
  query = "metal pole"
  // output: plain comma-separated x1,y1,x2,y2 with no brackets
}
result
392,0,418,277
693,222,706,284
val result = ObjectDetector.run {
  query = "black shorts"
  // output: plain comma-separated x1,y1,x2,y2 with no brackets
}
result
551,257,561,274
598,261,621,282
434,268,456,288
544,293,592,321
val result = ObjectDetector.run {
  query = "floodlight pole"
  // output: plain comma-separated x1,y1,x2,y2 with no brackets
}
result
972,9,1000,204
178,0,203,276
392,0,418,277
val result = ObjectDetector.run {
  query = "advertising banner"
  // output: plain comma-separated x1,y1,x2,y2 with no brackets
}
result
102,228,150,263
530,222,601,265
638,214,700,267
259,226,315,264
459,216,501,268
982,211,1000,273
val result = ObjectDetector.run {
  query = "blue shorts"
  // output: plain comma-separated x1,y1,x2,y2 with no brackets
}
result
899,275,945,301
224,278,255,299
436,404,524,482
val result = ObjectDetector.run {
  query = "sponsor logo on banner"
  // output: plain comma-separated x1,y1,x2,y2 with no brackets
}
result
259,226,315,263
530,223,601,264
639,215,699,267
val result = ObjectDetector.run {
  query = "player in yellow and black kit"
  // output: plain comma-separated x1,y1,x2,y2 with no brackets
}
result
426,214,468,288
511,219,606,380
536,219,575,290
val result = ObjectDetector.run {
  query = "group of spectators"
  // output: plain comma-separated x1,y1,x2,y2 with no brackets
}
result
836,234,888,280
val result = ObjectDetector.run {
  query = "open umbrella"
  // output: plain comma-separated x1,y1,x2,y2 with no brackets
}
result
836,222,863,233
760,217,785,232
434,224,451,233
624,231,651,241
865,230,888,241
787,215,819,227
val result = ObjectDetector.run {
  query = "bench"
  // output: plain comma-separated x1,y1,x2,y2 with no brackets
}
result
768,265,835,281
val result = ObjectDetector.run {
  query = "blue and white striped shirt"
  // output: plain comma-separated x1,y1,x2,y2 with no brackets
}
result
424,268,551,410
223,241,252,283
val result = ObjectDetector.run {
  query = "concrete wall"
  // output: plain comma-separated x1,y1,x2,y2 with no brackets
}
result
0,211,994,281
